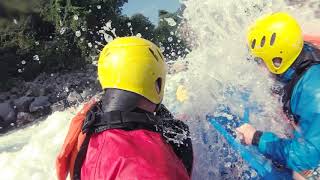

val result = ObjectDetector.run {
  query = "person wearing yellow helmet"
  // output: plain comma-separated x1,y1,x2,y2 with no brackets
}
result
237,12,320,179
56,37,193,180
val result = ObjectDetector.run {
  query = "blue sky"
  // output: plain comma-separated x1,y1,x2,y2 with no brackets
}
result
122,0,181,25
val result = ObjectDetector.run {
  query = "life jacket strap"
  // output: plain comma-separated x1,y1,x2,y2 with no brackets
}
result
73,103,193,179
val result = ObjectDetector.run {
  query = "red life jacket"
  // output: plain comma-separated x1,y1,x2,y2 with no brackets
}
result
304,35,320,48
56,100,97,180
56,101,193,180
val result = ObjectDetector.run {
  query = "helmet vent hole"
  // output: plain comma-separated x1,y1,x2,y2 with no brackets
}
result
156,49,164,61
260,36,266,47
254,57,263,64
155,78,162,94
251,39,256,49
149,48,159,61
272,57,283,68
270,33,276,46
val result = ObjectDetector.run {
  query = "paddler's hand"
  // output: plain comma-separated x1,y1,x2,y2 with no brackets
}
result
236,123,257,145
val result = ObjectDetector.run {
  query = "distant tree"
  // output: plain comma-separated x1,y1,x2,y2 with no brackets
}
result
0,0,129,90
129,14,155,40
154,9,189,61
0,0,188,90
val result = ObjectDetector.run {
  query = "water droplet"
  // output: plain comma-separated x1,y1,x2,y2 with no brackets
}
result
225,162,231,168
10,123,15,126
170,31,174,35
105,20,112,31
250,170,257,178
50,73,54,77
13,19,18,24
49,36,52,39
136,33,142,38
164,18,177,26
81,26,86,31
145,27,149,30
75,31,81,37
160,46,165,52
33,55,40,61
168,37,173,42
88,42,93,48
171,52,176,56
21,60,26,65
60,27,66,35
97,5,101,9
73,15,79,21
35,41,39,45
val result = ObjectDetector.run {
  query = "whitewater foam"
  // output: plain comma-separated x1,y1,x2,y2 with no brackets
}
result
1,0,320,179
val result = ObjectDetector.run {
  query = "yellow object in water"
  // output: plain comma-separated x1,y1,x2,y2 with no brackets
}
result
176,85,189,102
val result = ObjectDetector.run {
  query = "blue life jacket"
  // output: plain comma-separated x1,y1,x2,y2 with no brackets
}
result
257,43,320,174
280,43,320,123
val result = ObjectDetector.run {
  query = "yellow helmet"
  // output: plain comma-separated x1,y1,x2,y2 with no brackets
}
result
98,37,167,104
247,12,304,74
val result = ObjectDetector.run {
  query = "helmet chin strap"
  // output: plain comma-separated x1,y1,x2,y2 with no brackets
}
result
276,43,319,83
276,68,295,83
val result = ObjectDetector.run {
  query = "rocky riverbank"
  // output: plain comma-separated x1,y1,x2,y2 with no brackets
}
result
0,61,188,134
0,64,100,134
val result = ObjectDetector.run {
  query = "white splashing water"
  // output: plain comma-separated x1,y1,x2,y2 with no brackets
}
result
60,27,66,35
164,17,177,27
73,15,79,21
177,0,320,179
99,20,116,43
33,55,40,61
0,107,80,180
75,31,81,37
1,1,320,180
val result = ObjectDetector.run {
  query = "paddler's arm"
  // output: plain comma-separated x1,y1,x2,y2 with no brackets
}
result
242,116,320,172
255,117,320,172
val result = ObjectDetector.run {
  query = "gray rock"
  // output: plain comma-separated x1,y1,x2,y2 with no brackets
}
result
67,91,83,105
9,95,17,100
14,96,34,112
0,93,10,102
16,112,34,127
81,90,93,99
29,96,51,113
10,87,19,95
0,102,17,128
25,83,48,97
86,64,97,71
51,100,66,112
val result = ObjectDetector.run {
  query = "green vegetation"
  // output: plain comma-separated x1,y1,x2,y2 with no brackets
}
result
0,0,188,90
